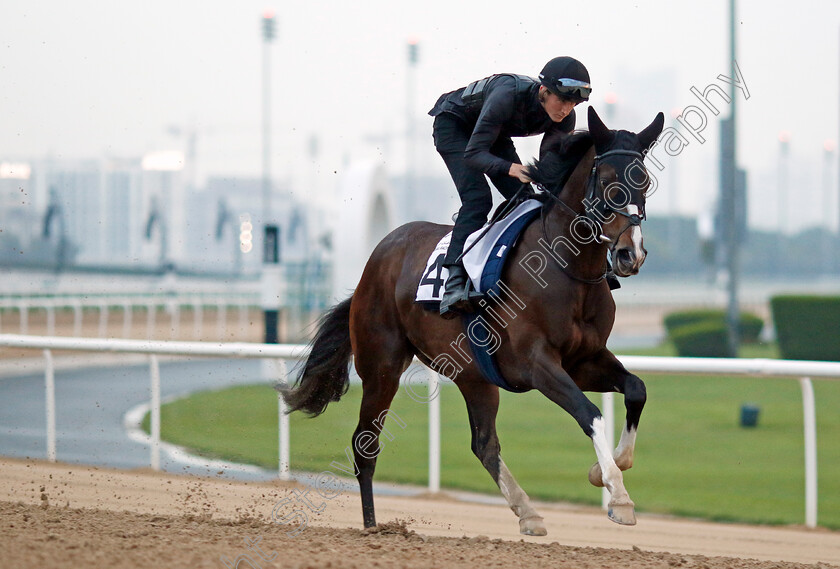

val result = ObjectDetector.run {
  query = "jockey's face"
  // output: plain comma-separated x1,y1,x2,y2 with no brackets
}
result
540,87,577,123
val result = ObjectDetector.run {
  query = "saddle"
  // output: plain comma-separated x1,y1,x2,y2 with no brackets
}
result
415,198,542,306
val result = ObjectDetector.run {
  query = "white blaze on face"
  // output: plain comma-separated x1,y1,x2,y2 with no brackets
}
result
625,205,645,262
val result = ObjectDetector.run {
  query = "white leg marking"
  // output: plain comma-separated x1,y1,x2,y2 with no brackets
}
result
592,417,636,525
498,458,539,520
498,458,546,535
591,417,622,494
613,424,637,470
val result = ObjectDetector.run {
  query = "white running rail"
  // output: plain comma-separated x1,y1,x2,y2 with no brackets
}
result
1,333,838,528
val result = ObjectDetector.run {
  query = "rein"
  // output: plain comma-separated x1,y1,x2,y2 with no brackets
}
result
538,191,610,285
537,148,645,285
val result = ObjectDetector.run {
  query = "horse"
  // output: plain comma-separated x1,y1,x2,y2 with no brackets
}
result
282,106,665,536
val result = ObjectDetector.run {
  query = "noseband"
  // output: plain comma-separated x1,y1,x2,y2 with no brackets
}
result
538,148,647,284
584,149,646,244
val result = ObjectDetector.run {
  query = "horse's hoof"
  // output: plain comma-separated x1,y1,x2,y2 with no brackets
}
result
588,462,604,487
519,516,547,536
607,502,636,526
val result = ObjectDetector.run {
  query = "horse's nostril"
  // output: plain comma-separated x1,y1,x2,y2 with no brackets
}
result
617,249,633,264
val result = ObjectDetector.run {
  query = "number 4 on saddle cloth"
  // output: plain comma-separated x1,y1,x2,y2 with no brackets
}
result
415,199,542,392
415,199,542,306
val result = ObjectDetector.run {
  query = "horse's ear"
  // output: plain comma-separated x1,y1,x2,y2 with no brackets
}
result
587,106,613,148
638,112,665,152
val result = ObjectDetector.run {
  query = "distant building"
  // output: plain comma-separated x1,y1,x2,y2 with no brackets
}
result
388,172,460,227
185,176,299,273
0,162,36,256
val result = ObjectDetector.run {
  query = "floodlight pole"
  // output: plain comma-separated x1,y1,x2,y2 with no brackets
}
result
723,0,741,354
406,40,419,216
261,11,281,348
262,11,275,229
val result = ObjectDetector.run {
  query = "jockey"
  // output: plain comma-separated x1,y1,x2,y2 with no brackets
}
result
429,56,592,318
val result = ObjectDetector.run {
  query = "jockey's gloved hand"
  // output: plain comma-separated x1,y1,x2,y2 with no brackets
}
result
509,163,532,183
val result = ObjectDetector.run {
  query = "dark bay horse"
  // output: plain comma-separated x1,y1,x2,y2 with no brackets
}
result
283,106,665,536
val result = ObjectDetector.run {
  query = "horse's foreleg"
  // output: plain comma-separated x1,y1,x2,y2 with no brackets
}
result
458,381,546,536
588,375,645,486
614,372,646,470
588,414,636,524
568,350,646,488
532,354,636,525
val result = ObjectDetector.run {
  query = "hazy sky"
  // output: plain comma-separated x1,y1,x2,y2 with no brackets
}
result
2,0,839,231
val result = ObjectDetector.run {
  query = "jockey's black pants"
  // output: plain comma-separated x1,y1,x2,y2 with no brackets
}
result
432,113,522,266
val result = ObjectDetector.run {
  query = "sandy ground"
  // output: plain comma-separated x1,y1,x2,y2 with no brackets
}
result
1,458,838,569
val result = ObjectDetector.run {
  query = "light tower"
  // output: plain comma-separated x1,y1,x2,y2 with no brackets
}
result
720,0,741,353
406,39,419,218
823,140,836,274
603,91,618,123
261,9,281,345
777,130,791,258
261,9,276,228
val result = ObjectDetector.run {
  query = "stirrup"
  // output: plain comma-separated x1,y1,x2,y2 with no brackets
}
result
440,284,480,318
439,292,473,319
439,266,481,319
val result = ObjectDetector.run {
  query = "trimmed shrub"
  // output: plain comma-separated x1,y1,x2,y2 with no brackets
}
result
663,309,723,335
738,312,764,344
670,320,735,358
663,309,764,344
771,295,840,361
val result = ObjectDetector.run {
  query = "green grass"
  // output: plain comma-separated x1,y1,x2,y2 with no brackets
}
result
143,345,840,529
617,340,780,359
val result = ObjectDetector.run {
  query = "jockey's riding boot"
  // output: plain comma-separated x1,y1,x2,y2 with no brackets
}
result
439,263,476,319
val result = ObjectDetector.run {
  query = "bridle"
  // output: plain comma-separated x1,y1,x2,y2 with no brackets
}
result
538,148,647,284
583,149,647,244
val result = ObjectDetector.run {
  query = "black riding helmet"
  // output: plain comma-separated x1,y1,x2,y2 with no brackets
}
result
539,56,592,103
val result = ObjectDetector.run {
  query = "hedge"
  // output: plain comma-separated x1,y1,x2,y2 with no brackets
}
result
770,295,840,361
663,309,764,344
739,313,764,344
670,320,735,358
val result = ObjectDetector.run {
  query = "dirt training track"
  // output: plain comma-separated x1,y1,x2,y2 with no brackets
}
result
1,458,838,569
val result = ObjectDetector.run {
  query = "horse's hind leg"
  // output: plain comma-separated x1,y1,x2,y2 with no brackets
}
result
457,381,547,536
351,338,412,528
568,349,647,487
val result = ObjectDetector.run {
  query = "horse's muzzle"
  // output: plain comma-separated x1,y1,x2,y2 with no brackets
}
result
613,247,646,277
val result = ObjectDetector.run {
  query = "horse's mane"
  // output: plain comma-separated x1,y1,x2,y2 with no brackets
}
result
528,130,594,191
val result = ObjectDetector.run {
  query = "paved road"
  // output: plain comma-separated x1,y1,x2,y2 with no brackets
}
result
0,358,278,479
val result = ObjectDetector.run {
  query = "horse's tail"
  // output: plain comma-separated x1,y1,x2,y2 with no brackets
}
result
281,295,354,417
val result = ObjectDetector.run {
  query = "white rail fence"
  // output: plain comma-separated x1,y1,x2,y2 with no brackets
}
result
1,333,839,528
0,293,258,340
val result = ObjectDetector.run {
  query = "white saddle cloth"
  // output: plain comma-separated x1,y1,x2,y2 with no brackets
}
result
415,199,541,303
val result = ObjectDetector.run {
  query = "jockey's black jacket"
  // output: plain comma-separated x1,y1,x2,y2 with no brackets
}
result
428,74,576,177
